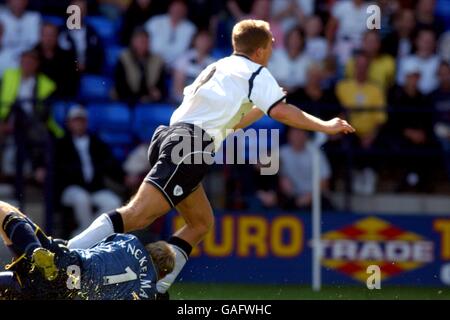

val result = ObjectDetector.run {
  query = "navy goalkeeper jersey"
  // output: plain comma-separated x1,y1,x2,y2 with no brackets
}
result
73,234,158,300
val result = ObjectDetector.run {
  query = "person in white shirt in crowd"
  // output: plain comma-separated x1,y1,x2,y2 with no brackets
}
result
271,0,315,32
0,22,18,77
397,28,441,95
304,15,328,62
58,0,104,74
55,106,123,237
145,0,197,67
279,127,333,210
269,26,312,93
0,0,41,62
172,30,215,103
326,0,373,66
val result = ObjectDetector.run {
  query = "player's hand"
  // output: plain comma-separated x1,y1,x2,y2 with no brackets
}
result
323,118,355,135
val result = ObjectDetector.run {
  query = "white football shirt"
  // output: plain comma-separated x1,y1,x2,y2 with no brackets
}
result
170,54,286,150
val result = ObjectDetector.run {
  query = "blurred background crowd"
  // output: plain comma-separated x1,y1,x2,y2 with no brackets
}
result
0,0,449,238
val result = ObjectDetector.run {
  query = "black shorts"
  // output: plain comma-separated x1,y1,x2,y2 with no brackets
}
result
145,122,215,207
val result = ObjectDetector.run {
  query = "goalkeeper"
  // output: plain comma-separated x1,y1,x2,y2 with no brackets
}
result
0,201,175,300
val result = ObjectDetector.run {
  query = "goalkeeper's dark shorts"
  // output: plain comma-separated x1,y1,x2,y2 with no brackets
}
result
3,218,81,300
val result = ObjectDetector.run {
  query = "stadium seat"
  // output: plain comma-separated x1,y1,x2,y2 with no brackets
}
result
42,15,65,27
436,0,450,29
87,102,131,132
212,48,231,60
104,45,124,75
87,103,133,162
86,16,118,45
79,75,113,101
133,103,174,142
51,101,72,127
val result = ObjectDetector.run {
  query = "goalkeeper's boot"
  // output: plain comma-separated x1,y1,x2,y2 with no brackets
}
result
31,248,59,281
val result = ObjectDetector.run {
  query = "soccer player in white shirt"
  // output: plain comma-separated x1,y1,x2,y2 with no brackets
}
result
68,19,355,297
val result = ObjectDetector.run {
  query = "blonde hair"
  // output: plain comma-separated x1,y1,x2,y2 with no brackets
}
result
232,19,273,56
146,241,176,279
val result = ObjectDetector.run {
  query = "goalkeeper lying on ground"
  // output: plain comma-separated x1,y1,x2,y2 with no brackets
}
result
0,201,175,300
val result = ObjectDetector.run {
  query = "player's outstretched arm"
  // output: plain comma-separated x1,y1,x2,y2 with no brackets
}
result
269,102,355,135
233,107,265,130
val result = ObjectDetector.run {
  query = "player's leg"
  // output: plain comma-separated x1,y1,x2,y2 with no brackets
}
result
68,181,172,249
0,201,58,280
0,201,36,254
157,184,214,294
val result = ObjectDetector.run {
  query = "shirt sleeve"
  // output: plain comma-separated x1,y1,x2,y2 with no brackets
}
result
250,67,286,116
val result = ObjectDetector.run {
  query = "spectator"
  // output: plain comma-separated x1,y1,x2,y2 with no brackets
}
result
145,0,197,67
304,15,328,63
123,143,150,194
0,49,62,183
415,0,446,37
375,0,399,38
269,26,312,93
35,23,79,98
187,0,223,32
247,152,280,211
346,30,396,91
0,22,18,77
336,51,387,195
397,28,441,94
55,106,123,236
243,0,284,49
0,0,41,59
120,0,165,45
326,0,372,65
289,63,342,120
114,28,165,103
382,9,416,59
279,128,333,211
59,0,104,74
272,0,316,32
388,63,435,191
432,62,450,180
172,31,215,103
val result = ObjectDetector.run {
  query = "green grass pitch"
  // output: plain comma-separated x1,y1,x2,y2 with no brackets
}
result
171,283,450,300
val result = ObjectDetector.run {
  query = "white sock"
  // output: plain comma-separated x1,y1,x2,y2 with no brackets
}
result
156,244,188,293
68,213,115,249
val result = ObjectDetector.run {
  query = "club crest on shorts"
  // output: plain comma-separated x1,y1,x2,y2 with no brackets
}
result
173,185,184,197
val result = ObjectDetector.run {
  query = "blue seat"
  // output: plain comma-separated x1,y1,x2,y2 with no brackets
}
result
51,101,72,127
87,103,133,161
79,75,113,101
87,102,131,132
86,16,118,45
98,132,133,162
42,15,65,27
104,45,124,75
212,48,231,60
133,104,174,142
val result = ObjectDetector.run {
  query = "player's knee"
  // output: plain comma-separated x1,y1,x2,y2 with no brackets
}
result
195,212,214,237
0,201,18,220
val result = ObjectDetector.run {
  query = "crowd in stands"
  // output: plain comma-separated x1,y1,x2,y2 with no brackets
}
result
0,0,449,233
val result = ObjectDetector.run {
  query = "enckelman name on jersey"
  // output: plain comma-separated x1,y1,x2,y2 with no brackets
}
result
115,239,154,299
